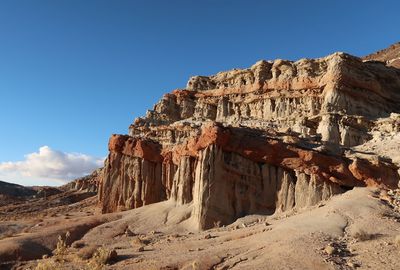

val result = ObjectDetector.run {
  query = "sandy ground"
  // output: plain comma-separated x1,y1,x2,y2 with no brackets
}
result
1,187,399,270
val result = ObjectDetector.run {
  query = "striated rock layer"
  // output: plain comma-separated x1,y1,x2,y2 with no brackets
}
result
63,168,102,193
99,47,400,229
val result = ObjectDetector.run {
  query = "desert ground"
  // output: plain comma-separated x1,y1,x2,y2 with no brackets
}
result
0,186,399,270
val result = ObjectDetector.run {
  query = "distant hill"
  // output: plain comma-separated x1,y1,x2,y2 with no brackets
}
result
0,180,37,198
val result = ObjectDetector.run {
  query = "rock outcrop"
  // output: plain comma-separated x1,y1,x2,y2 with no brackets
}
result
98,44,400,229
62,168,102,193
363,42,400,68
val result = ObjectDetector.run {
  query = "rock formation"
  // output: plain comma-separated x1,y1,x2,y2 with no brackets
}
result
363,42,400,68
98,44,400,229
62,168,102,193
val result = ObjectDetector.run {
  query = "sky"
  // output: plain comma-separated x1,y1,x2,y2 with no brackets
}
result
0,0,399,186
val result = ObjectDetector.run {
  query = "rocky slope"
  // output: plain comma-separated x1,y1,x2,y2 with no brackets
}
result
0,181,38,198
61,168,102,193
363,42,400,68
98,46,400,230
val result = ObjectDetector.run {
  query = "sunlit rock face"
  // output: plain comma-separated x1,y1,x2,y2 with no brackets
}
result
64,168,102,193
98,48,400,229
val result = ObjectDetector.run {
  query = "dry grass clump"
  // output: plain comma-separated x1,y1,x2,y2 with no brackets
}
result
351,227,374,241
131,236,144,246
192,260,200,270
395,235,400,247
131,236,150,246
213,220,221,228
53,231,70,258
34,260,59,270
35,231,72,269
77,245,99,260
86,247,117,270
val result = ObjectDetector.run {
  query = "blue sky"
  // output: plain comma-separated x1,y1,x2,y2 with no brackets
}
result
0,0,399,186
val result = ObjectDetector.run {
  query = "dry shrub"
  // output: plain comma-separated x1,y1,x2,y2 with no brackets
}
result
52,231,71,264
86,247,117,270
35,260,59,270
54,231,70,257
77,245,99,260
213,220,221,228
352,227,373,241
192,260,200,270
131,236,145,246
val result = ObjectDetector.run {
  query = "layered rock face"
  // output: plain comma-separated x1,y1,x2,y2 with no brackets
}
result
99,47,400,229
63,168,102,193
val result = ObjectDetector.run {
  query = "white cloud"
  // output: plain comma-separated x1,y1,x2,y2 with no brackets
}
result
0,146,104,186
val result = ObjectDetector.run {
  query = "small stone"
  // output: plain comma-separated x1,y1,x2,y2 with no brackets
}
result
137,246,145,252
324,245,336,255
204,234,212,239
347,262,360,268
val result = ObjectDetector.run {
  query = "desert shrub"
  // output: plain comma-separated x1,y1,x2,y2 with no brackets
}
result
77,245,99,260
53,231,70,262
35,260,59,270
192,260,200,270
131,236,144,246
131,235,150,246
54,231,70,255
86,247,117,270
213,220,221,228
352,228,373,241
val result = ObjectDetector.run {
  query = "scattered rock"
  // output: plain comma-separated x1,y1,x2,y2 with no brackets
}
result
324,245,336,255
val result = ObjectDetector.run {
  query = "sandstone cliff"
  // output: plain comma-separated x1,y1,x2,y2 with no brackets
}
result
98,45,400,229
